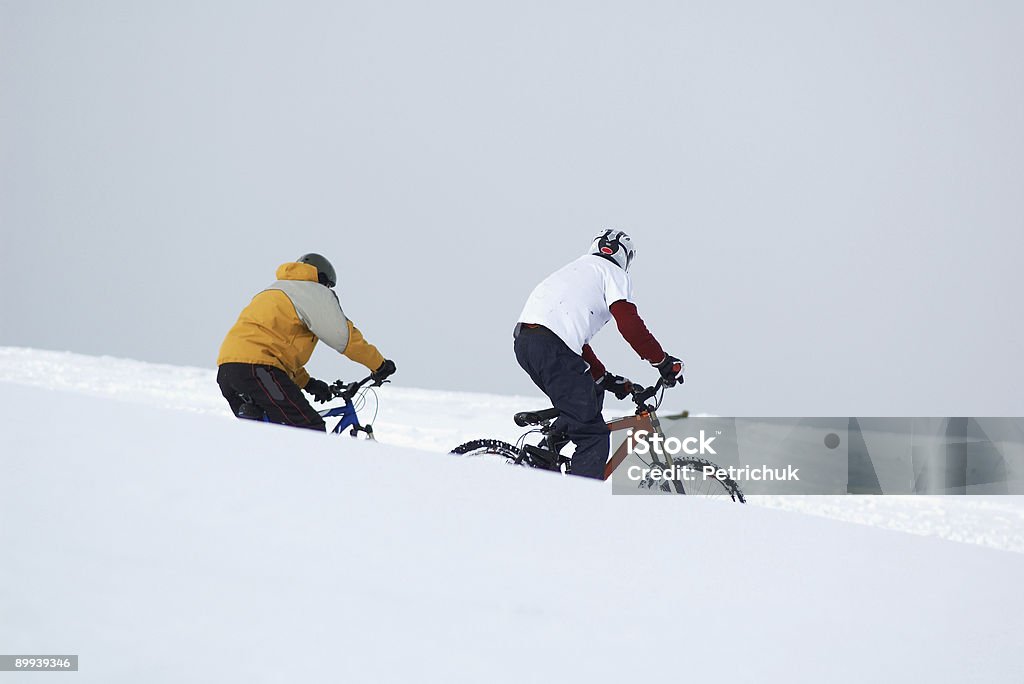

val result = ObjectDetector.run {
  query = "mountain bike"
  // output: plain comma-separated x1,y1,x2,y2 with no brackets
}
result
451,379,745,502
238,374,384,438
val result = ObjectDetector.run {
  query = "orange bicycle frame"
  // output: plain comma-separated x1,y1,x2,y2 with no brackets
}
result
603,410,660,480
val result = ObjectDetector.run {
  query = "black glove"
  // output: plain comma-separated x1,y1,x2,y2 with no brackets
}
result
371,359,396,384
303,377,333,404
653,354,685,387
597,372,634,400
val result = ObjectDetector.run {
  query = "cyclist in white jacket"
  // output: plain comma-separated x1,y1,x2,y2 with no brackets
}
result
514,230,684,478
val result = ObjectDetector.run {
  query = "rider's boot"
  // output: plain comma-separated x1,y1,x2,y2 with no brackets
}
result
546,431,570,456
236,399,267,421
522,445,561,471
524,430,570,471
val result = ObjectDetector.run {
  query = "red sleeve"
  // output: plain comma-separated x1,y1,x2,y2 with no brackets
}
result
580,344,606,381
610,300,665,364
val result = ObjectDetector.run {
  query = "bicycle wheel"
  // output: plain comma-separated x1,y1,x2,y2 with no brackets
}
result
451,439,520,463
640,456,746,503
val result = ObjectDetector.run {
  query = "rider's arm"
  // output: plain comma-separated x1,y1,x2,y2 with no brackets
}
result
343,320,386,371
294,366,311,388
609,300,666,364
581,344,606,381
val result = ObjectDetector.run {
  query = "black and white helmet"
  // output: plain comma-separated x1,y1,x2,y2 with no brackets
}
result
589,229,636,271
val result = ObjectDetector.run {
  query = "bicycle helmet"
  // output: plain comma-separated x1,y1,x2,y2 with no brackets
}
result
589,229,636,271
297,253,336,288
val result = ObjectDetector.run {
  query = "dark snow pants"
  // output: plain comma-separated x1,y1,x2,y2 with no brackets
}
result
217,363,326,432
514,325,609,479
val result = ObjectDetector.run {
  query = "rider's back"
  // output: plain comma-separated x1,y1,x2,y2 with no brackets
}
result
518,254,632,354
217,261,384,386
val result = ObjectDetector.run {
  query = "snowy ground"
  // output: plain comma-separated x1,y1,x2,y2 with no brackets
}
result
2,347,1024,555
3,366,1023,682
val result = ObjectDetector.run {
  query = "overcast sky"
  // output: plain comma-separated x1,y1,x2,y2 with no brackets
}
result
2,0,1022,416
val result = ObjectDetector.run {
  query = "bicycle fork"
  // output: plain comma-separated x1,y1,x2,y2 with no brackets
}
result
644,413,688,494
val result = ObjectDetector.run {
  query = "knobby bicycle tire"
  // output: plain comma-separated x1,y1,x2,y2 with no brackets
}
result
451,439,520,461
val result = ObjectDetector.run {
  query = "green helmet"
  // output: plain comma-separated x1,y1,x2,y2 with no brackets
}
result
297,253,336,288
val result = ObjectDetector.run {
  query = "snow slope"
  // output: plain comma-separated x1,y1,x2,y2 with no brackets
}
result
0,347,534,450
3,380,1023,683
3,347,1024,554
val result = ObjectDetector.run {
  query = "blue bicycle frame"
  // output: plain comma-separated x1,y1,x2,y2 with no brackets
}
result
319,399,373,438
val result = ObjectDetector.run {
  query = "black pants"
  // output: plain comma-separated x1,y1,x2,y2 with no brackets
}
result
217,363,326,432
514,326,609,479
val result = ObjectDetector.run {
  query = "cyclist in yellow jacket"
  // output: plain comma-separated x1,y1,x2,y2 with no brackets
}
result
217,253,396,431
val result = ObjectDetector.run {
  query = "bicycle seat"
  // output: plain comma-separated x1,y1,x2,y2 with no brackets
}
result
514,407,561,427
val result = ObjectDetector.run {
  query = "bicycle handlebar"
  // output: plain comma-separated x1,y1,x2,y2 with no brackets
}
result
629,379,663,405
329,374,387,402
628,375,682,413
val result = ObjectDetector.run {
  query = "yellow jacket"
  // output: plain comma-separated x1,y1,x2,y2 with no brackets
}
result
217,262,385,387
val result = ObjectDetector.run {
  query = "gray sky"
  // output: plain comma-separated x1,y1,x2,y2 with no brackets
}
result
2,0,1022,416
